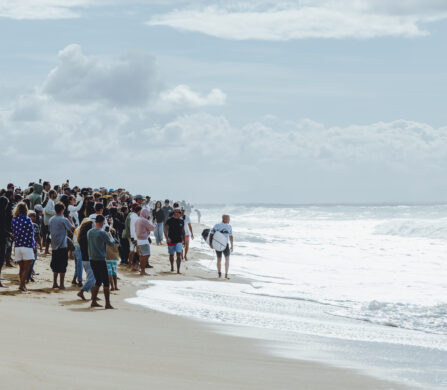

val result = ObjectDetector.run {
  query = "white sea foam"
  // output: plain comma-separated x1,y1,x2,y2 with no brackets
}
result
129,204,447,388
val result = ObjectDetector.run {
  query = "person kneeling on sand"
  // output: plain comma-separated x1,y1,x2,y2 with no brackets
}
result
87,215,118,309
209,215,234,279
164,208,185,274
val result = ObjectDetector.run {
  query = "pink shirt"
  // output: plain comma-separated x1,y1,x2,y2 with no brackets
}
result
135,212,156,242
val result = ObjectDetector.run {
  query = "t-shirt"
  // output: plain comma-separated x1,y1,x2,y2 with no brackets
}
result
183,215,191,236
161,206,173,223
87,228,115,261
211,222,233,244
12,215,35,248
49,215,73,250
165,217,185,244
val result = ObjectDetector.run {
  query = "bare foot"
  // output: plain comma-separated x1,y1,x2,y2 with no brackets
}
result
115,287,120,291
91,301,102,308
19,286,27,292
105,304,115,310
225,275,230,280
140,272,150,276
52,284,59,289
59,285,66,290
77,290,87,301
218,272,222,278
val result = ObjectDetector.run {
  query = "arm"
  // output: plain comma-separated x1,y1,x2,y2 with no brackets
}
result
188,223,194,239
45,200,56,217
164,223,170,243
74,198,84,212
230,236,233,252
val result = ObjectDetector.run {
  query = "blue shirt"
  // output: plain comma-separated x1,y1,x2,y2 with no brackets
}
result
12,215,35,249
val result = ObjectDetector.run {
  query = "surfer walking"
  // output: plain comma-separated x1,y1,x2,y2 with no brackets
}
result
209,215,233,279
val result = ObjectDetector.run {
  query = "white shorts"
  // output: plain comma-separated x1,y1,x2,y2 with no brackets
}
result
129,238,136,252
14,247,35,262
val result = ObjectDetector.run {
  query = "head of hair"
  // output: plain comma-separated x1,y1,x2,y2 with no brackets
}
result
55,202,65,214
5,190,13,200
78,218,93,243
27,210,36,219
95,203,104,212
13,202,28,217
96,214,105,224
155,201,162,208
120,206,128,213
49,189,57,198
134,205,142,213
93,192,101,199
173,202,179,208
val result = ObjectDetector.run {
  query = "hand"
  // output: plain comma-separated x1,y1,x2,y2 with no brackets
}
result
210,243,213,249
191,234,194,240
167,237,171,244
230,246,233,253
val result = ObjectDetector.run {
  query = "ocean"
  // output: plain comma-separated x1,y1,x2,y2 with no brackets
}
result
128,204,447,388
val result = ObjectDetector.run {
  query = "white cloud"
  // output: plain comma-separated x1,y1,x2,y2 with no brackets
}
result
42,44,160,107
159,84,226,110
39,44,224,111
0,0,88,20
147,0,447,40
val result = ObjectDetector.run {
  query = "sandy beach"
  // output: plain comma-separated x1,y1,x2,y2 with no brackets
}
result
0,228,412,390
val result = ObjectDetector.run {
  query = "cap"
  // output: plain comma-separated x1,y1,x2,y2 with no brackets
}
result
135,195,143,200
34,205,43,212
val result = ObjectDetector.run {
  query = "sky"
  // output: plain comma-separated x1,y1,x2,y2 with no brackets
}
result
0,0,447,203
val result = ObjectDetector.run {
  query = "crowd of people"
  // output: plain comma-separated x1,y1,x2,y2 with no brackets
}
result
0,180,234,309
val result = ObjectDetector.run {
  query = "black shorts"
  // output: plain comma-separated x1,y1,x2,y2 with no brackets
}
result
90,260,110,288
41,224,50,241
50,247,68,273
216,244,230,258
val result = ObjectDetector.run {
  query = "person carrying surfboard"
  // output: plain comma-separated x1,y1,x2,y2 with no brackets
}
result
209,215,233,279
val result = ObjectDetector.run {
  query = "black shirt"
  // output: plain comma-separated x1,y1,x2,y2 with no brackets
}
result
153,208,165,223
165,217,185,244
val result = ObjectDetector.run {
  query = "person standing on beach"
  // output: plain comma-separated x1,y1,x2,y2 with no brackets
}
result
164,208,185,274
11,202,35,291
135,208,156,275
0,196,11,287
152,201,165,245
77,218,95,301
49,202,74,289
87,215,117,309
43,189,57,255
182,208,194,261
209,215,234,279
162,200,173,224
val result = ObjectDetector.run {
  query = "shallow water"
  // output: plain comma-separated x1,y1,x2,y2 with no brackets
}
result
128,204,447,388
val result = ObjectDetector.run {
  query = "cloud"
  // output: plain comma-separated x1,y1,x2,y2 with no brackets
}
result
147,0,447,40
40,44,224,110
42,44,160,107
159,85,226,110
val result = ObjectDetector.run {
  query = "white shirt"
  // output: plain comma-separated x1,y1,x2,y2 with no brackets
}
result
68,198,84,227
130,212,138,240
183,215,191,236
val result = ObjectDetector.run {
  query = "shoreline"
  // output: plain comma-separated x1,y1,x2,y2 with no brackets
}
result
0,231,413,389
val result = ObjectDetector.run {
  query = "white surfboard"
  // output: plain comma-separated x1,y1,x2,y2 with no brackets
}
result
210,231,228,252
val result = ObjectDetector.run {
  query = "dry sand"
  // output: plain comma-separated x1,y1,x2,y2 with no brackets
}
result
0,235,411,389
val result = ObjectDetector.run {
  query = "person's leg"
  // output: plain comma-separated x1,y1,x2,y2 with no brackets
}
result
5,241,13,267
101,261,113,309
18,261,25,290
22,260,32,288
27,259,36,282
79,261,93,300
0,240,6,287
184,236,190,261
139,255,149,275
59,273,66,290
216,252,222,278
52,272,59,288
224,257,230,279
176,252,182,274
90,262,102,307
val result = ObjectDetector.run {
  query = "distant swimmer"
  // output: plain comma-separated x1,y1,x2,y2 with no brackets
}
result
209,215,233,279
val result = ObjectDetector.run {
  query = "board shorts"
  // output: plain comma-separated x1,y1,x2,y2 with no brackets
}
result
137,244,151,256
14,247,35,262
216,244,230,258
50,247,68,273
90,260,110,287
168,242,183,255
106,260,118,276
